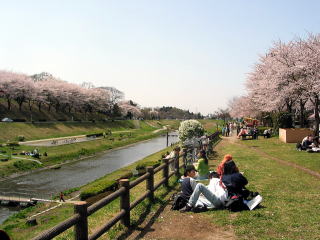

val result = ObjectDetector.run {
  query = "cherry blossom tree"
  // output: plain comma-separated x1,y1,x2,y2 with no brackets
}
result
118,100,141,119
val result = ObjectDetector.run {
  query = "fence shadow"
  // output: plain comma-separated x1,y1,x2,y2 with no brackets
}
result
116,184,177,240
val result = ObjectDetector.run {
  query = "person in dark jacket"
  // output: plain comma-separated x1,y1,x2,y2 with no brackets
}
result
180,165,198,201
221,160,248,197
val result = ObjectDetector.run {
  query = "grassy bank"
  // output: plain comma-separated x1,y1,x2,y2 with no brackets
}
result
0,120,179,178
0,120,142,143
239,137,320,172
0,145,180,240
202,137,320,239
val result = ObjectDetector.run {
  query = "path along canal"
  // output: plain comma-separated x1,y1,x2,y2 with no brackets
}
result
0,133,179,224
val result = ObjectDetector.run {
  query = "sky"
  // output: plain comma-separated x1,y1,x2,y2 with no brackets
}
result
1,0,320,115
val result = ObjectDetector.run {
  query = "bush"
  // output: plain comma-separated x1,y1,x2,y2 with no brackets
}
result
86,133,103,138
78,148,90,155
13,160,40,170
80,171,133,200
257,127,270,135
38,119,47,122
178,120,204,141
12,119,26,122
17,135,25,141
272,112,293,133
6,142,20,147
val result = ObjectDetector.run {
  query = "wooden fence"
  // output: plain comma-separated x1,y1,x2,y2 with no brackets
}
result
32,131,220,240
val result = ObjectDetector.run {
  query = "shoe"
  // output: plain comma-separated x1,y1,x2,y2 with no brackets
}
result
180,204,193,212
192,205,207,213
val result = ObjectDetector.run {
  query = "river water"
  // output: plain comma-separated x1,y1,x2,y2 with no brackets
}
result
0,133,179,224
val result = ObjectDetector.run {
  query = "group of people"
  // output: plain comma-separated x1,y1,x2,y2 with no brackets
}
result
221,122,237,137
177,154,262,212
296,135,320,152
237,126,259,139
20,148,46,158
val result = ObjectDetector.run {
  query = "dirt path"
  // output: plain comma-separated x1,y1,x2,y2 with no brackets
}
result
125,202,235,240
118,139,236,240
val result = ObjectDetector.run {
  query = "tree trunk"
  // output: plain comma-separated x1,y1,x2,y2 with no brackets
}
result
38,102,42,112
55,103,60,112
6,98,11,110
314,95,319,136
18,101,23,111
28,100,32,111
299,99,305,128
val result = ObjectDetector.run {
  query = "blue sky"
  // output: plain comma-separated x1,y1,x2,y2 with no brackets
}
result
1,0,319,114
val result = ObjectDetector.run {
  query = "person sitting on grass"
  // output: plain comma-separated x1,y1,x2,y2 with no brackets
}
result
180,173,224,212
220,159,261,211
194,150,209,180
263,129,271,138
180,165,198,203
298,135,313,151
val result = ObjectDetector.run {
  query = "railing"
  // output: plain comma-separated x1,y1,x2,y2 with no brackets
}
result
32,156,182,240
32,131,220,240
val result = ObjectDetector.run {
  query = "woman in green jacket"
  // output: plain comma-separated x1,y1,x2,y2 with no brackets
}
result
194,150,209,180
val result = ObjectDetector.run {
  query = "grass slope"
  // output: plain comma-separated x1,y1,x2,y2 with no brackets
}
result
0,120,177,177
203,137,320,240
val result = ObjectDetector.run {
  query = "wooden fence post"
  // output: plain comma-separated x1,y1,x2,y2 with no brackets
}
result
74,201,88,240
175,154,180,177
120,179,130,228
162,158,169,187
146,166,154,202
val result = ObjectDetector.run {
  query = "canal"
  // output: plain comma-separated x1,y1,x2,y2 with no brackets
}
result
0,133,179,224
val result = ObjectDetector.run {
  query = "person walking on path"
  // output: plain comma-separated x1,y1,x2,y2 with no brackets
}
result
59,192,65,202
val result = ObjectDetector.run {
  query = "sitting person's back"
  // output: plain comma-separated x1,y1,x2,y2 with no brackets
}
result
220,159,248,197
222,171,248,196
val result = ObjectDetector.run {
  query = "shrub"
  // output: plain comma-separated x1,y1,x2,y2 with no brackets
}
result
79,148,90,155
17,135,25,141
6,142,20,147
80,173,133,200
13,160,40,170
12,119,26,122
178,120,204,141
272,112,293,133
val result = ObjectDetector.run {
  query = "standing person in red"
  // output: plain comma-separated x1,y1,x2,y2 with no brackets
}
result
59,192,65,202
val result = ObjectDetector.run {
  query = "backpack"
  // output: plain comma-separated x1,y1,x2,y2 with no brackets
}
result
225,194,248,212
171,193,188,210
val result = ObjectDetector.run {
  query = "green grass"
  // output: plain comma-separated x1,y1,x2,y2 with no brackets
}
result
0,120,139,143
202,138,320,240
239,137,320,172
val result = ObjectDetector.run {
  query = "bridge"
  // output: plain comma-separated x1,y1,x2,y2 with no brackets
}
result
0,195,61,207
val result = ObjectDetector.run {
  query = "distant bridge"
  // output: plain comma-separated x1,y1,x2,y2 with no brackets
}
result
0,195,60,207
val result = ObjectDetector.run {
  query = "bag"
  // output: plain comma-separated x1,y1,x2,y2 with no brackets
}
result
171,193,188,211
225,194,249,212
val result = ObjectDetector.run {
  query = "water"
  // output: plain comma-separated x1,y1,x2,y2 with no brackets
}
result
0,133,178,224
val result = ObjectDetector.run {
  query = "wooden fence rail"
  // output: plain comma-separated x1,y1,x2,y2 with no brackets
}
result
32,131,220,240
